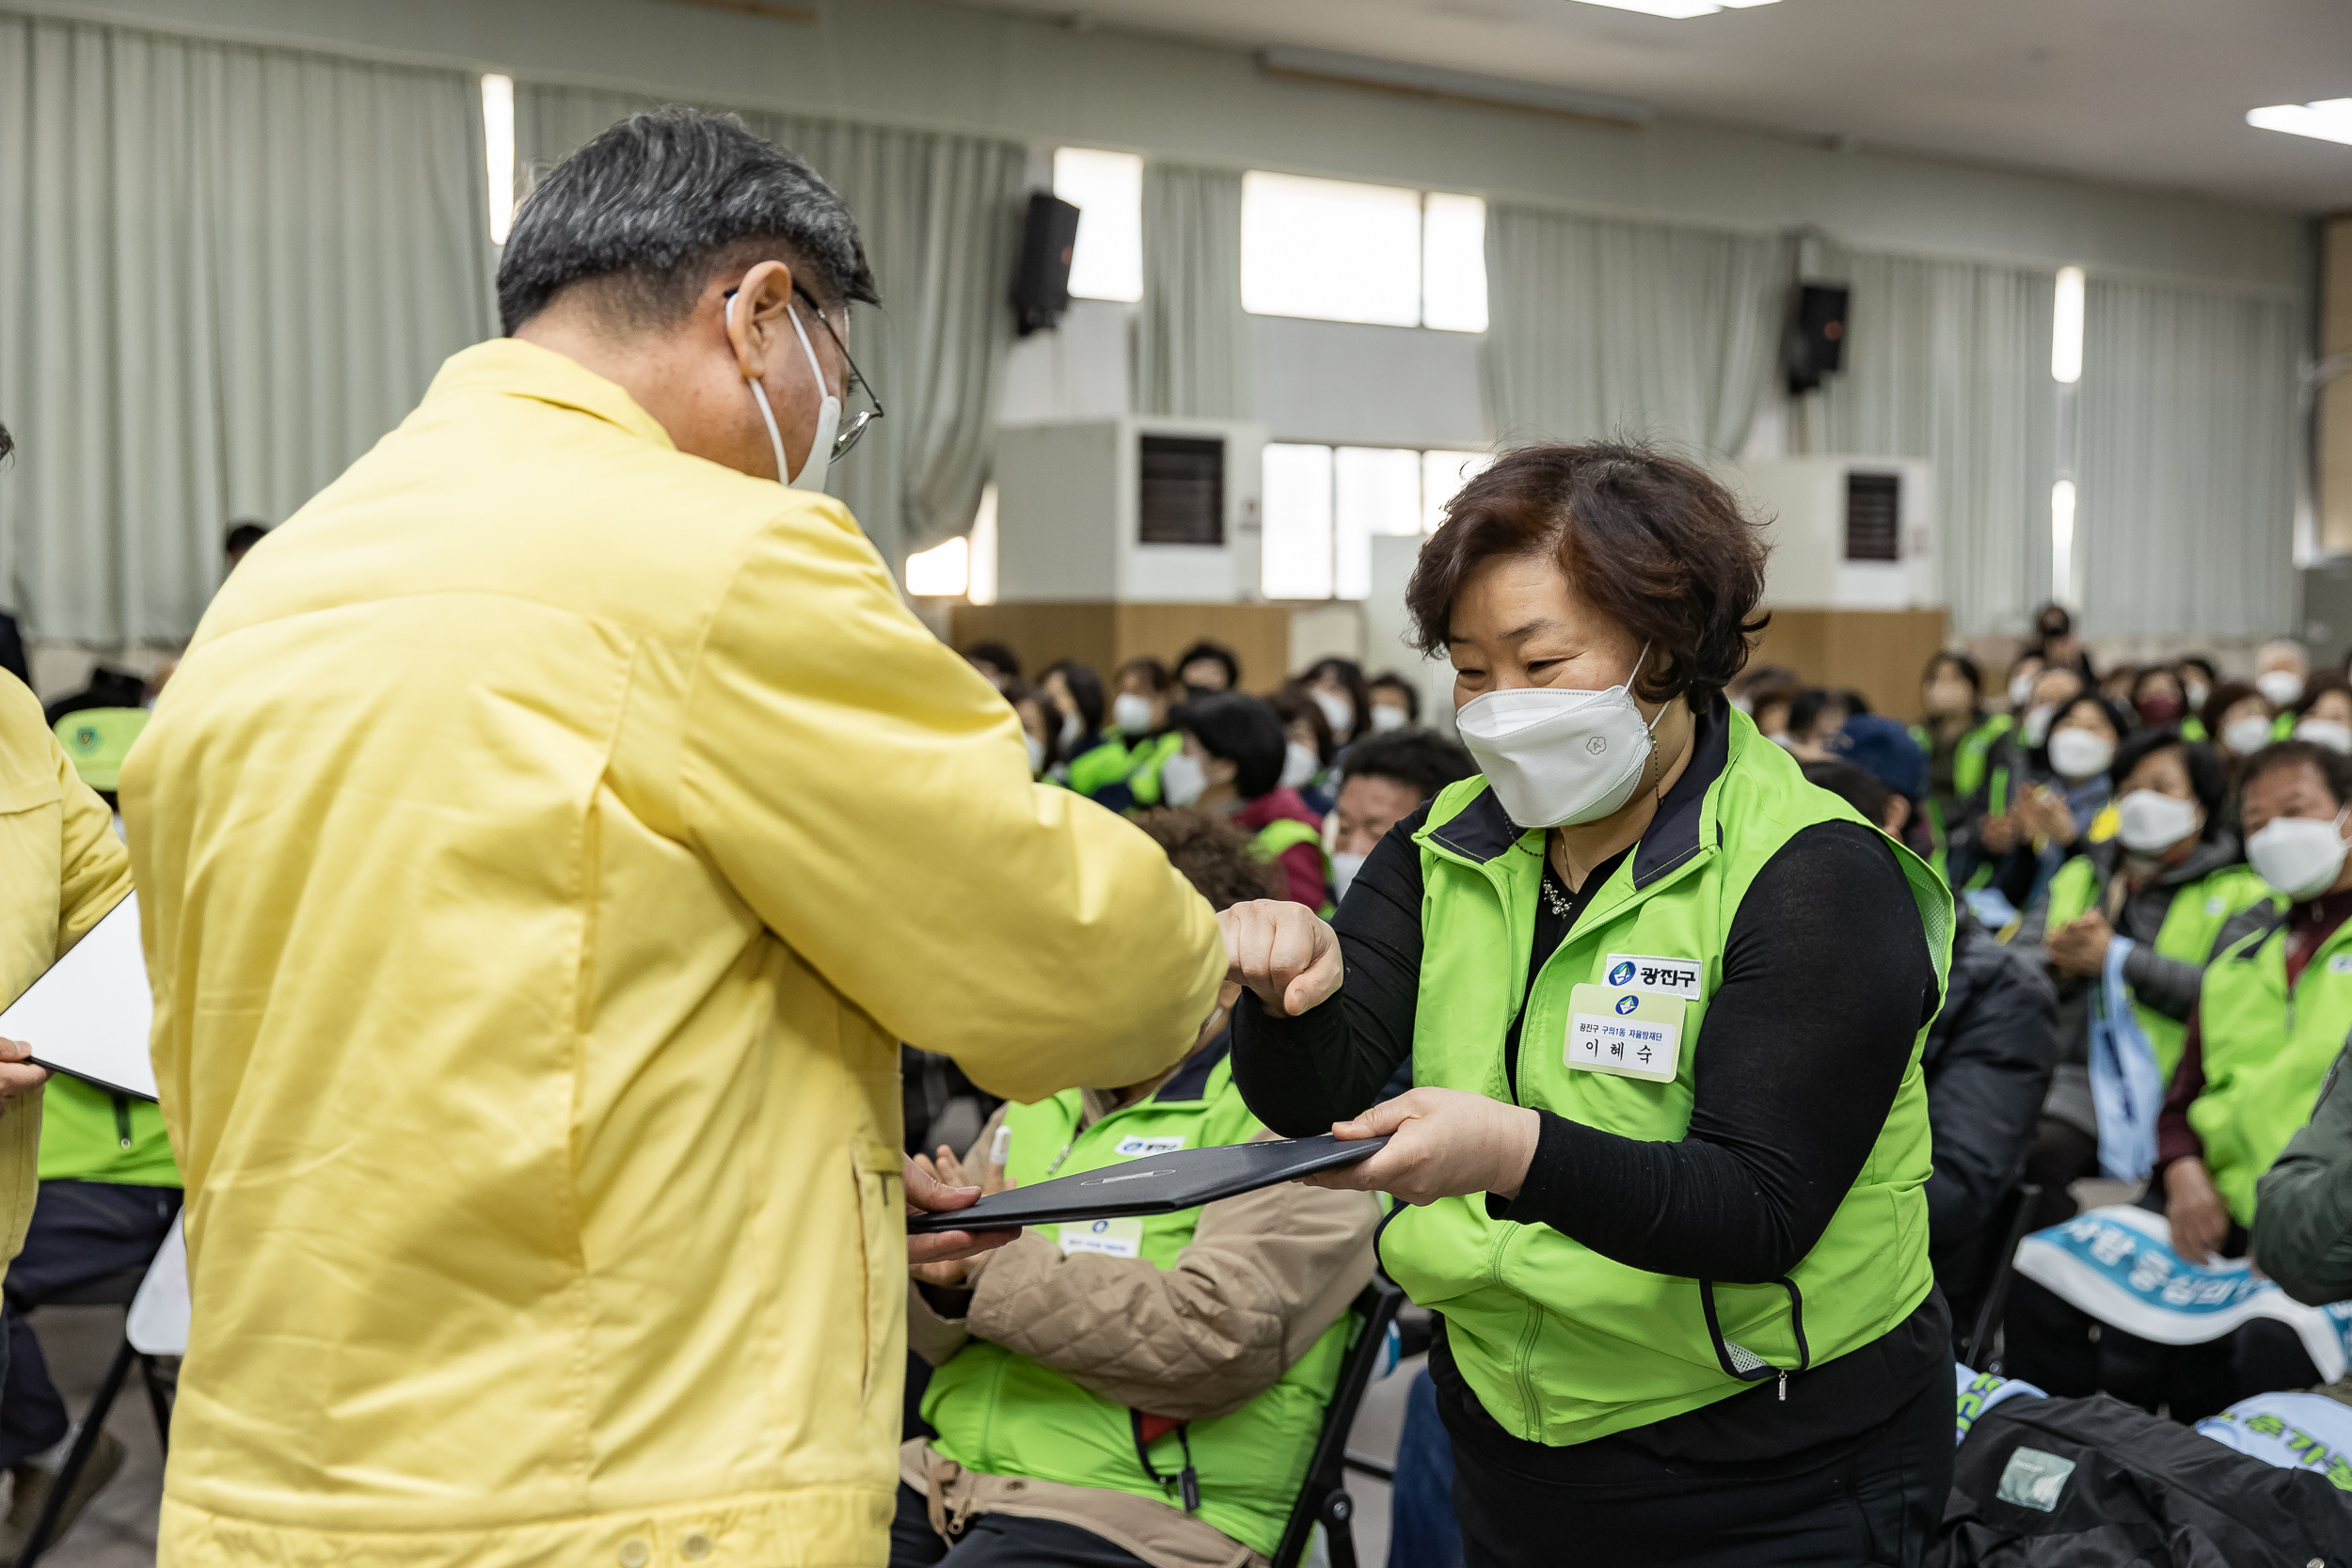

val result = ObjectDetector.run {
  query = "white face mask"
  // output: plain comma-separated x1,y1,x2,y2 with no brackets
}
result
1058,710,1084,751
1328,849,1367,907
2257,670,2307,708
2224,714,2277,757
1111,693,1156,736
1369,703,1409,733
1159,749,1208,808
1279,741,1320,791
1454,644,1663,831
2047,726,2114,781
2184,680,2211,712
1024,734,1046,775
2300,720,2352,754
2249,809,2351,901
2116,789,2201,855
2020,704,2057,748
728,291,840,491
1312,690,1355,738
2009,672,2038,707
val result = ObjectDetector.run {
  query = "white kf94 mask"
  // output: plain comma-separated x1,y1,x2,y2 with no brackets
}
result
1454,645,1663,831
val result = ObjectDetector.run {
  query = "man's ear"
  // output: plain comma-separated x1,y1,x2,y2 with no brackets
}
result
721,259,796,381
1884,795,1912,839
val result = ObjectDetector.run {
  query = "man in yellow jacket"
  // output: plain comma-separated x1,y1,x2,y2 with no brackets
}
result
119,112,1223,1568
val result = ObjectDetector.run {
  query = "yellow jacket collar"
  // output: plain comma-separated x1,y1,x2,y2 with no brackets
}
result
424,338,677,451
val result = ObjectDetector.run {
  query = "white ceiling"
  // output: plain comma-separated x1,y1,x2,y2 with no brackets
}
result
951,0,2352,213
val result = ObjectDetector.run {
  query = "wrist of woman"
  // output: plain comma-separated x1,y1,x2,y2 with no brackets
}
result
1489,1105,1541,1201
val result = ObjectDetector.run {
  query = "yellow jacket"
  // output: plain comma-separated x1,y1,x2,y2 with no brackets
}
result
120,340,1223,1568
0,677,132,1283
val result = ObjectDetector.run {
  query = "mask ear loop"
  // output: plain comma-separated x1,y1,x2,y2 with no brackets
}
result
726,289,791,485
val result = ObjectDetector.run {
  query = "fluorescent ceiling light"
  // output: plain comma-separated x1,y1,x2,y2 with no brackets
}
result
1566,0,1781,17
2247,99,2352,148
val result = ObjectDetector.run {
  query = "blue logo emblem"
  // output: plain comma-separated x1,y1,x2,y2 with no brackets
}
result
1608,961,1635,986
1614,995,1639,1016
1091,1220,1110,1233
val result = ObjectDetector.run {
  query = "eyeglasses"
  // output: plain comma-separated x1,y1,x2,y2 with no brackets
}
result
722,282,886,464
794,285,884,462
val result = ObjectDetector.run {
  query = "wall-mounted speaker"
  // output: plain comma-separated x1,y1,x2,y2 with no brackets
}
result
1784,281,1850,395
1012,192,1082,338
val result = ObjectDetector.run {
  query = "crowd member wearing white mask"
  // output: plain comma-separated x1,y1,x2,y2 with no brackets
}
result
1039,658,1129,799
1174,639,1240,697
1300,657,1372,749
1324,726,1478,913
1269,689,1340,814
1217,441,1956,1565
2291,674,2352,756
1974,665,2087,874
1366,671,1422,733
1091,657,1184,814
1985,694,2131,918
2004,651,2046,716
2255,639,2311,713
2176,656,2219,732
1999,729,2277,1399
1164,692,1330,913
119,109,1227,1568
1003,679,1057,781
2202,679,2280,769
2101,740,2352,1419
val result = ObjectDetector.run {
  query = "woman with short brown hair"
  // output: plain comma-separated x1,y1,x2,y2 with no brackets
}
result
1222,441,1956,1564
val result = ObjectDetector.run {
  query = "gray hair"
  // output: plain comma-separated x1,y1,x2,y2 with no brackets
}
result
496,107,879,336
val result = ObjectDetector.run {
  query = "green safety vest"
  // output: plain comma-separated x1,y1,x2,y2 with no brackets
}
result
52,707,149,794
1120,731,1184,809
2275,712,2299,741
1248,816,1334,917
2041,855,2279,1084
2192,913,2352,1227
2182,716,2209,743
1064,734,1132,799
1915,713,2014,887
1382,709,1953,1447
922,1048,1350,1555
38,1074,180,1187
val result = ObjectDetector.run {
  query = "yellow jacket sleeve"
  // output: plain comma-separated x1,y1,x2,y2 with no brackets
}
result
53,737,130,957
682,504,1224,1102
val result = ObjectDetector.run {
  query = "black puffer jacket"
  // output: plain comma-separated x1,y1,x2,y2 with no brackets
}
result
1922,911,2058,1250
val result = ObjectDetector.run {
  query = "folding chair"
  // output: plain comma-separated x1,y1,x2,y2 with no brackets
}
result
15,1213,188,1567
1271,1278,1407,1568
1963,1181,2043,1370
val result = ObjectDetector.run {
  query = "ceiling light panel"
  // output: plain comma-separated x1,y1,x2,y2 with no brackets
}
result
1565,0,1781,17
2246,99,2352,148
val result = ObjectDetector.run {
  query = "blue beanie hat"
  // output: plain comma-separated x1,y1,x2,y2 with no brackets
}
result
1835,714,1929,803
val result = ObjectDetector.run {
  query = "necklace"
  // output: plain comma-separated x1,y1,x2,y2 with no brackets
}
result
1542,876,1575,918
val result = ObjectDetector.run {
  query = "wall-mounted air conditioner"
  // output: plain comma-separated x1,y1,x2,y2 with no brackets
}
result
993,418,1268,603
1725,456,1940,610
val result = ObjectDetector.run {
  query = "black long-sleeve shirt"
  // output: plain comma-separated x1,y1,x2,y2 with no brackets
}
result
1232,791,1948,1465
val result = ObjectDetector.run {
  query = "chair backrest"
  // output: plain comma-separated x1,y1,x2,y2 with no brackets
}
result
126,1212,188,1356
1271,1277,1407,1568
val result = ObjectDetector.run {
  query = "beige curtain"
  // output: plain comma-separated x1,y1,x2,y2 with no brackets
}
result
1483,204,1789,457
1135,163,1251,419
2075,279,2301,639
1796,249,2057,637
515,85,1026,568
0,10,495,642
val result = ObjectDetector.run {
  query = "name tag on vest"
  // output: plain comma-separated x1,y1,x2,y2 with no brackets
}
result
1058,1216,1145,1259
1603,953,1704,996
1565,984,1682,1083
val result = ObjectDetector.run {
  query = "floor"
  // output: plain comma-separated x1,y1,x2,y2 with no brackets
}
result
13,1317,1427,1568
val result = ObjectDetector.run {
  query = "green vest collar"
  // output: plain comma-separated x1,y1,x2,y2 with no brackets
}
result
1425,695,1734,892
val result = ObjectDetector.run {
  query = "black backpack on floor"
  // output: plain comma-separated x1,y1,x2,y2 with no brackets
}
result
1936,1393,2352,1566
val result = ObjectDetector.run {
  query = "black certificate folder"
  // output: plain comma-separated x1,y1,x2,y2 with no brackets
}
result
904,1132,1391,1234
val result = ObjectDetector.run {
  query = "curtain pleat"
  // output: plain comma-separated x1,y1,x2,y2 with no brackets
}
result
2075,280,2300,639
1796,249,2057,638
1482,205,1789,459
0,11,495,642
1134,163,1250,419
514,84,1026,568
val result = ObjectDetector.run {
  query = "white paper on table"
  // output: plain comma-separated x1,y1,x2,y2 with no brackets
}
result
0,895,157,1101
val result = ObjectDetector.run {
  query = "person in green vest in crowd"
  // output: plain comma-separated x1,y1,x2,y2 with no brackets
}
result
1965,661,2086,900
1038,659,1129,799
1161,692,1329,913
1996,726,2276,1397
2091,739,2352,1419
0,708,181,1551
1364,671,1421,733
1091,657,1183,814
2255,640,2310,739
1267,687,1339,816
1222,440,1956,1565
2175,655,2217,741
2291,673,2352,755
895,807,1378,1568
2205,678,2281,777
1912,650,2013,885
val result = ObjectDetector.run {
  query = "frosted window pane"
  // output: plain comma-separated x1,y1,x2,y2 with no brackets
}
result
1334,448,1423,600
1262,444,1335,600
1054,148,1143,304
1242,171,1421,327
1421,193,1487,333
1422,450,1493,533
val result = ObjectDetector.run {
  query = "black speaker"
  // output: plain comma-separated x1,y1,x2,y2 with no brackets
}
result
1012,191,1082,338
1784,281,1850,395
